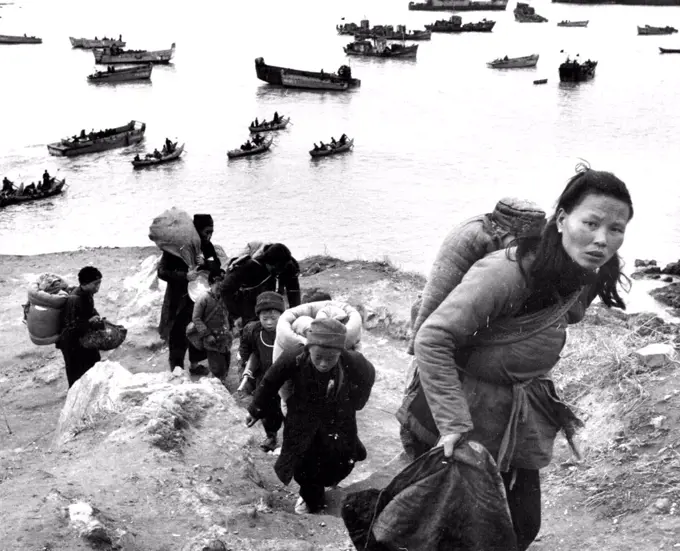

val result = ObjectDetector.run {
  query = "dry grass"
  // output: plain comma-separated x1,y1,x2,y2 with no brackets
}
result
548,305,680,518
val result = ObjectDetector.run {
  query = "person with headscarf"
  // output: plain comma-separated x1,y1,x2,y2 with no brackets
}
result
157,214,220,373
56,266,104,387
221,242,301,329
246,319,376,515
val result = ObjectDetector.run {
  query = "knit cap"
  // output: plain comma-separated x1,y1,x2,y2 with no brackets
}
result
491,198,546,238
306,318,347,350
255,291,285,314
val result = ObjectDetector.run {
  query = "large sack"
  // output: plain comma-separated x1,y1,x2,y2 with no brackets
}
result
148,208,202,268
80,320,127,351
341,444,517,551
25,273,72,345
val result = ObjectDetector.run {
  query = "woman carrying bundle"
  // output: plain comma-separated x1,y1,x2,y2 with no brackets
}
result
400,166,634,550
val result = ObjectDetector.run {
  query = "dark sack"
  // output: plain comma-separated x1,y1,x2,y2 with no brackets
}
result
80,320,127,351
341,443,518,551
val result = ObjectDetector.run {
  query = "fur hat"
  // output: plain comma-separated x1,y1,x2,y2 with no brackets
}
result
255,291,285,315
306,318,347,350
491,198,545,238
193,214,214,231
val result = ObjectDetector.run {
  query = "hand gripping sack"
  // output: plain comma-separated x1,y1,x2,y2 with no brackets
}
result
25,273,72,345
80,320,127,351
148,207,202,268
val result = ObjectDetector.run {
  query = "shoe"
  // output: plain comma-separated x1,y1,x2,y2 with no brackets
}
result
189,363,209,375
294,496,310,515
259,434,277,452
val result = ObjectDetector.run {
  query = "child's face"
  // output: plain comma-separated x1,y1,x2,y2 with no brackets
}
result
259,309,281,332
309,345,341,373
210,277,223,292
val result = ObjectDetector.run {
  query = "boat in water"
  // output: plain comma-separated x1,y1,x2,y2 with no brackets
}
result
659,46,680,53
533,78,548,84
559,56,597,82
47,120,146,157
310,138,354,158
227,136,274,159
249,117,290,132
255,57,361,91
344,38,419,58
343,20,432,40
487,53,539,68
408,0,508,11
0,34,41,44
638,24,678,35
132,143,184,168
557,20,589,27
514,3,548,22
426,15,496,32
70,36,125,49
0,178,66,208
87,64,152,83
94,43,175,64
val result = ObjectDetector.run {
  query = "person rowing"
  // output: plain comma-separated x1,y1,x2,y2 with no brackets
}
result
339,134,348,145
253,133,265,146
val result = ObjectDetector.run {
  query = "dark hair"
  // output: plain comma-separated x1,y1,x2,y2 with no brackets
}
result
514,165,633,310
78,266,102,285
261,243,292,267
208,268,225,284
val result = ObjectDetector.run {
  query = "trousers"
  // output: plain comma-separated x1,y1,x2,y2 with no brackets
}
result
168,302,206,369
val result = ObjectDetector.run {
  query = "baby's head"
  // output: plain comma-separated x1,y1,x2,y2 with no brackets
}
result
316,305,349,324
292,316,314,337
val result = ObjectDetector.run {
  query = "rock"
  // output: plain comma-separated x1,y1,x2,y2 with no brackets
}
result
68,501,112,544
633,343,676,368
112,529,136,551
662,261,680,276
650,283,680,310
303,263,323,276
651,274,661,280
32,359,63,385
650,415,666,430
663,276,673,283
653,497,671,514
628,313,671,337
635,259,657,268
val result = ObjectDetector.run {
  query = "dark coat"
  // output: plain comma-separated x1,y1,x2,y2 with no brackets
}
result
221,257,301,323
248,348,376,485
341,444,518,551
157,252,190,340
56,287,101,381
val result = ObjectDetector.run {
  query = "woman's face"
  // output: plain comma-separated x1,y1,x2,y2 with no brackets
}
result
199,226,213,242
556,193,631,270
308,345,341,373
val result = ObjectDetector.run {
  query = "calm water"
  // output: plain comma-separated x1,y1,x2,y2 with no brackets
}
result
1,0,679,276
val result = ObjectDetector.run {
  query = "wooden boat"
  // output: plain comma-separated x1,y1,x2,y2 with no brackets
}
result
0,34,41,44
0,179,66,208
559,57,597,82
344,38,419,58
94,43,175,64
659,46,680,53
426,15,496,32
47,120,146,157
352,22,432,40
227,136,273,159
408,0,508,11
70,36,125,49
533,78,548,84
249,117,290,132
309,139,354,158
557,20,589,27
514,3,548,22
255,57,361,90
487,53,539,68
87,64,152,83
132,143,184,168
638,25,678,35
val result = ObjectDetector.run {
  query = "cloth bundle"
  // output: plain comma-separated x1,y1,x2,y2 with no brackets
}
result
148,207,202,268
80,320,127,351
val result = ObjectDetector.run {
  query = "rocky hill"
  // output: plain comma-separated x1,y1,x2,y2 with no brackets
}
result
0,247,679,550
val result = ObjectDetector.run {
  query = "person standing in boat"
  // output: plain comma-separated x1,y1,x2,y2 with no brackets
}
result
2,177,15,194
273,112,280,124
401,167,634,550
56,266,104,388
42,170,51,188
253,134,264,146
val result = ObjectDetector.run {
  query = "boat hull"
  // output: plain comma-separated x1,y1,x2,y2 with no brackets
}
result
70,37,125,49
557,20,589,26
0,179,66,208
310,139,354,157
660,47,680,53
638,26,678,35
409,1,508,10
0,34,42,44
553,0,680,4
87,65,152,82
487,54,539,68
227,138,273,159
94,45,175,64
132,144,184,167
344,43,419,58
427,21,496,32
47,121,146,157
249,117,290,132
559,61,597,81
255,58,361,90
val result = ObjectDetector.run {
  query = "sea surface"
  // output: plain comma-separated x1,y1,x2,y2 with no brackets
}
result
0,0,679,280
